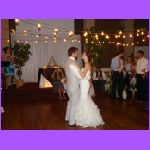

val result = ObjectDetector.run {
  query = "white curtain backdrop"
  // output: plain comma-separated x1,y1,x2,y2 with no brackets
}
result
11,20,82,82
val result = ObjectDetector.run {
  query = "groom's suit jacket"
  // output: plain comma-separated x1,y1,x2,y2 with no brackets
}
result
65,56,82,93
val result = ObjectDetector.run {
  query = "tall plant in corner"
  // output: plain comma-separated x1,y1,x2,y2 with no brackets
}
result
12,41,32,86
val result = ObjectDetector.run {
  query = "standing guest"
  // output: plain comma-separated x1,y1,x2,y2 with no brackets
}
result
2,47,16,89
136,50,148,102
124,56,133,98
92,67,106,91
111,50,124,99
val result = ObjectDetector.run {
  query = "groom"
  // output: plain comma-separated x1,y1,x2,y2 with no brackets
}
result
65,47,89,125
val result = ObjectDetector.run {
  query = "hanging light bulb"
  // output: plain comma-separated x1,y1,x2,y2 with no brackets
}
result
68,31,74,36
123,43,126,46
11,29,15,33
7,39,10,43
137,33,139,37
54,29,58,32
72,40,74,43
64,39,67,42
123,35,126,38
141,31,144,35
45,36,48,39
35,41,38,44
78,40,81,43
15,19,19,25
131,43,134,46
129,34,133,38
137,29,140,33
142,39,145,42
95,34,99,40
85,38,88,43
53,32,57,36
115,35,118,38
25,41,28,44
36,34,39,38
101,31,105,36
38,24,41,31
83,32,88,37
126,43,129,46
106,35,110,39
45,41,48,43
147,35,149,38
17,40,19,43
119,31,122,35
24,30,27,36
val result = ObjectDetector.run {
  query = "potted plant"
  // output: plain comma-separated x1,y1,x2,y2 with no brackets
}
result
12,41,32,88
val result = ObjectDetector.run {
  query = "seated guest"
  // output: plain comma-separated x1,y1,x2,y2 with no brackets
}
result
51,68,66,100
2,47,16,89
92,67,106,91
136,50,148,102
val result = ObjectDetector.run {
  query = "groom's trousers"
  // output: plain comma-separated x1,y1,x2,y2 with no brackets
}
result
65,88,80,125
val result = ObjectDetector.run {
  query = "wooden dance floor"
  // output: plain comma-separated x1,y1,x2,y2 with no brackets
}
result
1,83,149,130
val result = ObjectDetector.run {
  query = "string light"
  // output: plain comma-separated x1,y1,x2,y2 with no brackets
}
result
84,32,88,37
78,40,81,43
126,43,129,46
105,35,110,39
25,41,28,44
85,38,88,43
45,36,48,39
36,34,39,38
35,41,38,44
68,31,73,36
11,29,15,33
131,43,134,46
147,35,149,38
137,33,139,37
95,34,99,40
141,31,144,35
45,41,48,43
129,34,133,38
7,39,10,43
54,29,58,32
101,31,105,36
119,31,122,35
137,29,140,33
15,19,19,25
24,30,27,36
17,40,19,43
115,35,118,38
53,32,57,36
64,39,67,42
72,40,74,43
142,39,145,42
123,35,126,38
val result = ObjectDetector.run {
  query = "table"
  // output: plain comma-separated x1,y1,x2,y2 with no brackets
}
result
38,67,65,84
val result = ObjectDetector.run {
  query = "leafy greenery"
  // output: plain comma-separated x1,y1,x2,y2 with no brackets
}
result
12,42,32,80
83,27,103,67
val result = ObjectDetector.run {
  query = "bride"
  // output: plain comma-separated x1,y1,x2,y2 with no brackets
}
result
75,52,105,128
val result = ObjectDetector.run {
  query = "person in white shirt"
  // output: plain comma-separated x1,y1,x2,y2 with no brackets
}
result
92,67,107,91
136,50,148,102
111,50,124,99
64,47,89,125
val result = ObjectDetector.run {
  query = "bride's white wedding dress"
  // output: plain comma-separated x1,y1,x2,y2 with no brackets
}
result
75,70,105,128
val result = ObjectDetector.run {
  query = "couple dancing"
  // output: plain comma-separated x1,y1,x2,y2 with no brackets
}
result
65,47,105,128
